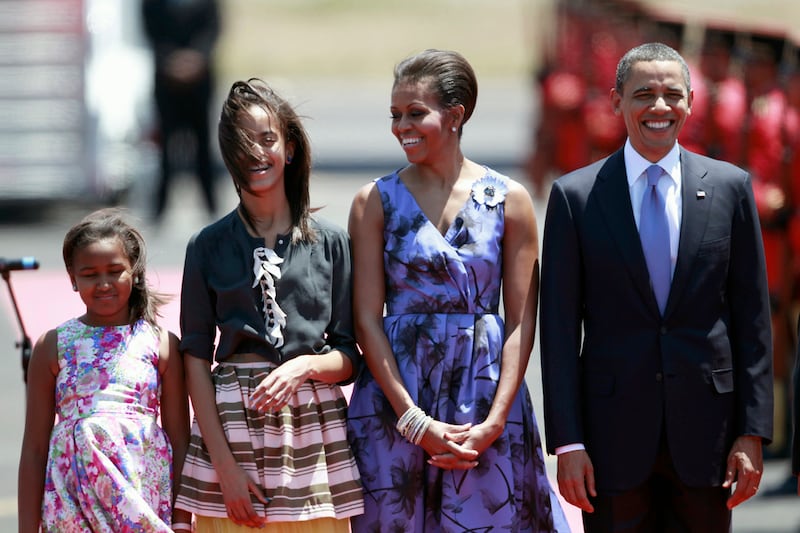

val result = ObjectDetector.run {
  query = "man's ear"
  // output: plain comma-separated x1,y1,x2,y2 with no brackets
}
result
610,88,622,116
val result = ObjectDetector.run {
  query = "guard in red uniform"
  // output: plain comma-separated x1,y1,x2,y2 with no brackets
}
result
526,2,592,199
742,32,793,456
701,28,748,164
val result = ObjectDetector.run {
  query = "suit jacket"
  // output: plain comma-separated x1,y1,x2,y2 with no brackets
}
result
540,147,773,493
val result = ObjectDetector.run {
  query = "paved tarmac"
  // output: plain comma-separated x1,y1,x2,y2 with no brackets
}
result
2,77,800,531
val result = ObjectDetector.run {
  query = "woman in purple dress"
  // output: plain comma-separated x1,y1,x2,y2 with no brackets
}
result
346,49,570,532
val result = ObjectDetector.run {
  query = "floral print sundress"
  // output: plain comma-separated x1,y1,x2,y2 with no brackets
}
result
41,318,174,532
346,169,570,532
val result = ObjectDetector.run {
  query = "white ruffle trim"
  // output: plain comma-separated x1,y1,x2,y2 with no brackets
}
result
252,247,287,348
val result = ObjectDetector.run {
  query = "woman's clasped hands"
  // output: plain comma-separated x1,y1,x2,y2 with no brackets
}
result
423,419,504,470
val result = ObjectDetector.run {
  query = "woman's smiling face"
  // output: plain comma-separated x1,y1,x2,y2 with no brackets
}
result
390,79,453,165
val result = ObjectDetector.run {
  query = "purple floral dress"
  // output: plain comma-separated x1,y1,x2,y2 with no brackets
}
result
41,318,174,532
346,169,570,532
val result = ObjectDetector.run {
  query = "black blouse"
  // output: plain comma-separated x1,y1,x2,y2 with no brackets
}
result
179,209,359,376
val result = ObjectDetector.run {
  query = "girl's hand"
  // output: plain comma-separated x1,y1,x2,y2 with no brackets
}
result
249,357,310,413
418,419,479,470
218,462,269,528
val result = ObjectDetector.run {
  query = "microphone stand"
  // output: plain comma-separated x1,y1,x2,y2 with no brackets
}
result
1,269,32,383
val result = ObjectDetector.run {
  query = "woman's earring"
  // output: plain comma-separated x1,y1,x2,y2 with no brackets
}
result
451,126,457,133
286,155,293,164
72,284,78,291
134,277,140,285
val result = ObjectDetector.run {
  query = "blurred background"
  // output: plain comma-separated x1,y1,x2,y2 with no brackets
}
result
3,0,800,530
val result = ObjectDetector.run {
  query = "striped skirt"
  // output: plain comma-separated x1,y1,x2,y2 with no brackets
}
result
175,361,364,523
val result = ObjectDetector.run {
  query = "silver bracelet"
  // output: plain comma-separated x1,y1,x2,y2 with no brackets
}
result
396,405,423,437
171,522,192,532
396,405,433,445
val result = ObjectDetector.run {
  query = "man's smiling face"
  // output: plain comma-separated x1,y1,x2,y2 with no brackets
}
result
611,59,693,162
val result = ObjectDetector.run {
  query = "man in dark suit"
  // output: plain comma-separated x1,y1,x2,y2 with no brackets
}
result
540,42,773,531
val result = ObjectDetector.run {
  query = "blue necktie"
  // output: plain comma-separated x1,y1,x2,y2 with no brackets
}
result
639,164,671,314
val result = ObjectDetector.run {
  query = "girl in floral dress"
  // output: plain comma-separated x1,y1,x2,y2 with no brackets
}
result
18,207,190,532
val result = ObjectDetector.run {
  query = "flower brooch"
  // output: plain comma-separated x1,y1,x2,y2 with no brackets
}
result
470,175,508,208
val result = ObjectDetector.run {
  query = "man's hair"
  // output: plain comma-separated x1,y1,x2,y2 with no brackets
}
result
615,42,691,93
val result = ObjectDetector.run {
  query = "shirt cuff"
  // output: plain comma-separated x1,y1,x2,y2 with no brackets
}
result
555,443,586,455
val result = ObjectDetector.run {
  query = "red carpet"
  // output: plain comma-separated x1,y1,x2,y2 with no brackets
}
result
1,268,183,344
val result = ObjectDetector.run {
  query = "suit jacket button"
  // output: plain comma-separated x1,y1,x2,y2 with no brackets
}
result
656,372,663,382
660,326,668,335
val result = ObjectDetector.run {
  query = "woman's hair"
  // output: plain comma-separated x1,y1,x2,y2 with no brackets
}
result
62,207,167,326
393,49,478,135
218,78,315,243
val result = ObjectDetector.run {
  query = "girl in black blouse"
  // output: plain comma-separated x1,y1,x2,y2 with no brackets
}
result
174,79,364,532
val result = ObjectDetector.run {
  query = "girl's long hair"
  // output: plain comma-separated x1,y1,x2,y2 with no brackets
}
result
218,78,316,243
